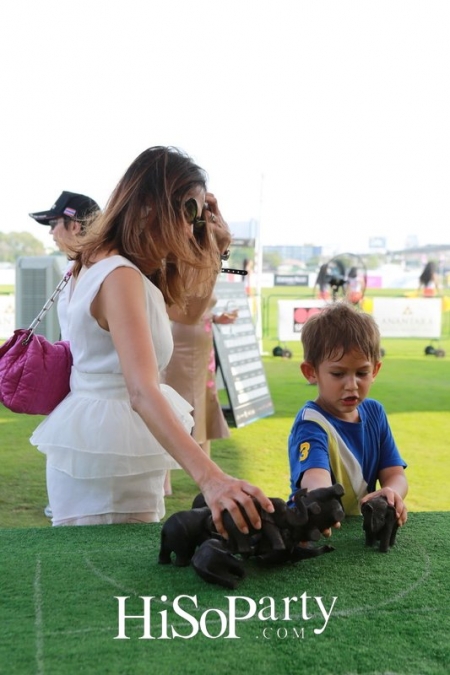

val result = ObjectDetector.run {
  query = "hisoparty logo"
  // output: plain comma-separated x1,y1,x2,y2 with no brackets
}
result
114,593,338,640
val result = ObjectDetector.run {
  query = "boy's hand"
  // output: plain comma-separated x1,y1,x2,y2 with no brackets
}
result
360,488,408,526
320,521,341,538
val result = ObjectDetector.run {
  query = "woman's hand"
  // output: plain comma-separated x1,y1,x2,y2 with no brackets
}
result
204,192,232,254
200,472,274,539
213,311,238,325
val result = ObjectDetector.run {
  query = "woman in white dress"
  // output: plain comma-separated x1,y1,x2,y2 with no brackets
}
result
30,146,273,535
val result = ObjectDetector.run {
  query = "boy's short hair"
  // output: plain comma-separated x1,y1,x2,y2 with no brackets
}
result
301,301,381,367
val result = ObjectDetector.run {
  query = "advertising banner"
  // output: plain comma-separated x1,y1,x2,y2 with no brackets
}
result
274,274,309,286
372,298,442,338
277,300,326,341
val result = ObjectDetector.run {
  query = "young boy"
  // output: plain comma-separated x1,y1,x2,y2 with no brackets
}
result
288,302,408,526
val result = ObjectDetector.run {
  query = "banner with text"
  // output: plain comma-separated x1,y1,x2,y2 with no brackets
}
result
372,298,442,338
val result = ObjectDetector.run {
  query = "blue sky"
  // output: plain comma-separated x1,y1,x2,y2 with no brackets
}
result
1,0,449,256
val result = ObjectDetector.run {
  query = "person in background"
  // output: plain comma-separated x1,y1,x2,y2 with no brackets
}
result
242,258,254,295
29,191,100,340
314,263,331,301
29,146,273,534
29,191,100,519
162,288,237,494
418,261,439,297
345,266,365,306
288,301,408,528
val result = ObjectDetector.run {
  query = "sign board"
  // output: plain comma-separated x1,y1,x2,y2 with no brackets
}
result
231,238,255,247
212,281,274,427
274,274,309,286
277,299,326,342
372,298,442,338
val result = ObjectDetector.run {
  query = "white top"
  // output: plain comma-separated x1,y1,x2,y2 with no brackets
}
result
31,255,193,483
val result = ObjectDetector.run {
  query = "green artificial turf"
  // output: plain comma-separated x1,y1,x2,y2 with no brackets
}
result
1,513,449,675
1,302,449,674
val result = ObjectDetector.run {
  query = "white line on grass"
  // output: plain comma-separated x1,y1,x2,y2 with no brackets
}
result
34,555,45,675
84,555,140,596
331,541,432,619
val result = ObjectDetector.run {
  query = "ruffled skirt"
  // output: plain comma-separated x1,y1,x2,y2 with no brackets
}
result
30,369,194,523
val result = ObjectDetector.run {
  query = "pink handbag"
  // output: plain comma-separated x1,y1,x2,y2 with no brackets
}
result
0,272,73,415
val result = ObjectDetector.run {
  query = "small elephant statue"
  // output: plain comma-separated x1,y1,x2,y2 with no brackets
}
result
158,506,215,566
250,494,316,563
255,539,336,566
191,539,246,589
221,497,309,556
159,485,346,586
191,493,299,556
191,493,208,509
361,496,398,553
292,484,346,541
253,488,342,565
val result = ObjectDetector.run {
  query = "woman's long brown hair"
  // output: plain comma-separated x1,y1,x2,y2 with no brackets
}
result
72,147,229,307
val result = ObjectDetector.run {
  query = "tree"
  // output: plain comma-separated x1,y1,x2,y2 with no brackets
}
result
263,252,282,271
0,232,46,262
226,247,254,272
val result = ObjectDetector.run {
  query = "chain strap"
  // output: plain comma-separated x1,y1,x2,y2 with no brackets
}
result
21,270,73,345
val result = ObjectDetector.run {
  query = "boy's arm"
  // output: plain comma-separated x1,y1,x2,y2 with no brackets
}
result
300,467,333,491
300,468,341,536
360,466,408,526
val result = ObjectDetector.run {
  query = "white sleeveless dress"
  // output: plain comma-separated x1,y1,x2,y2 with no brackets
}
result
30,256,194,525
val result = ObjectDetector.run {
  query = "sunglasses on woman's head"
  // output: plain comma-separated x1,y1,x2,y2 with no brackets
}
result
184,198,206,232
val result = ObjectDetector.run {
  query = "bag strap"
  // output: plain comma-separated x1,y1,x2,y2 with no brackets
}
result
22,270,73,344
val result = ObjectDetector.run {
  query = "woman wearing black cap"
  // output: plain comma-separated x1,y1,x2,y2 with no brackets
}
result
30,192,100,340
29,191,100,519
30,191,100,258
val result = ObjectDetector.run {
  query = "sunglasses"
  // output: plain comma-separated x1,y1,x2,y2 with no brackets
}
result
184,198,206,232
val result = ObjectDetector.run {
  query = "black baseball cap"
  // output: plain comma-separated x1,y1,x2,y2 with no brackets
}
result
29,191,100,225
